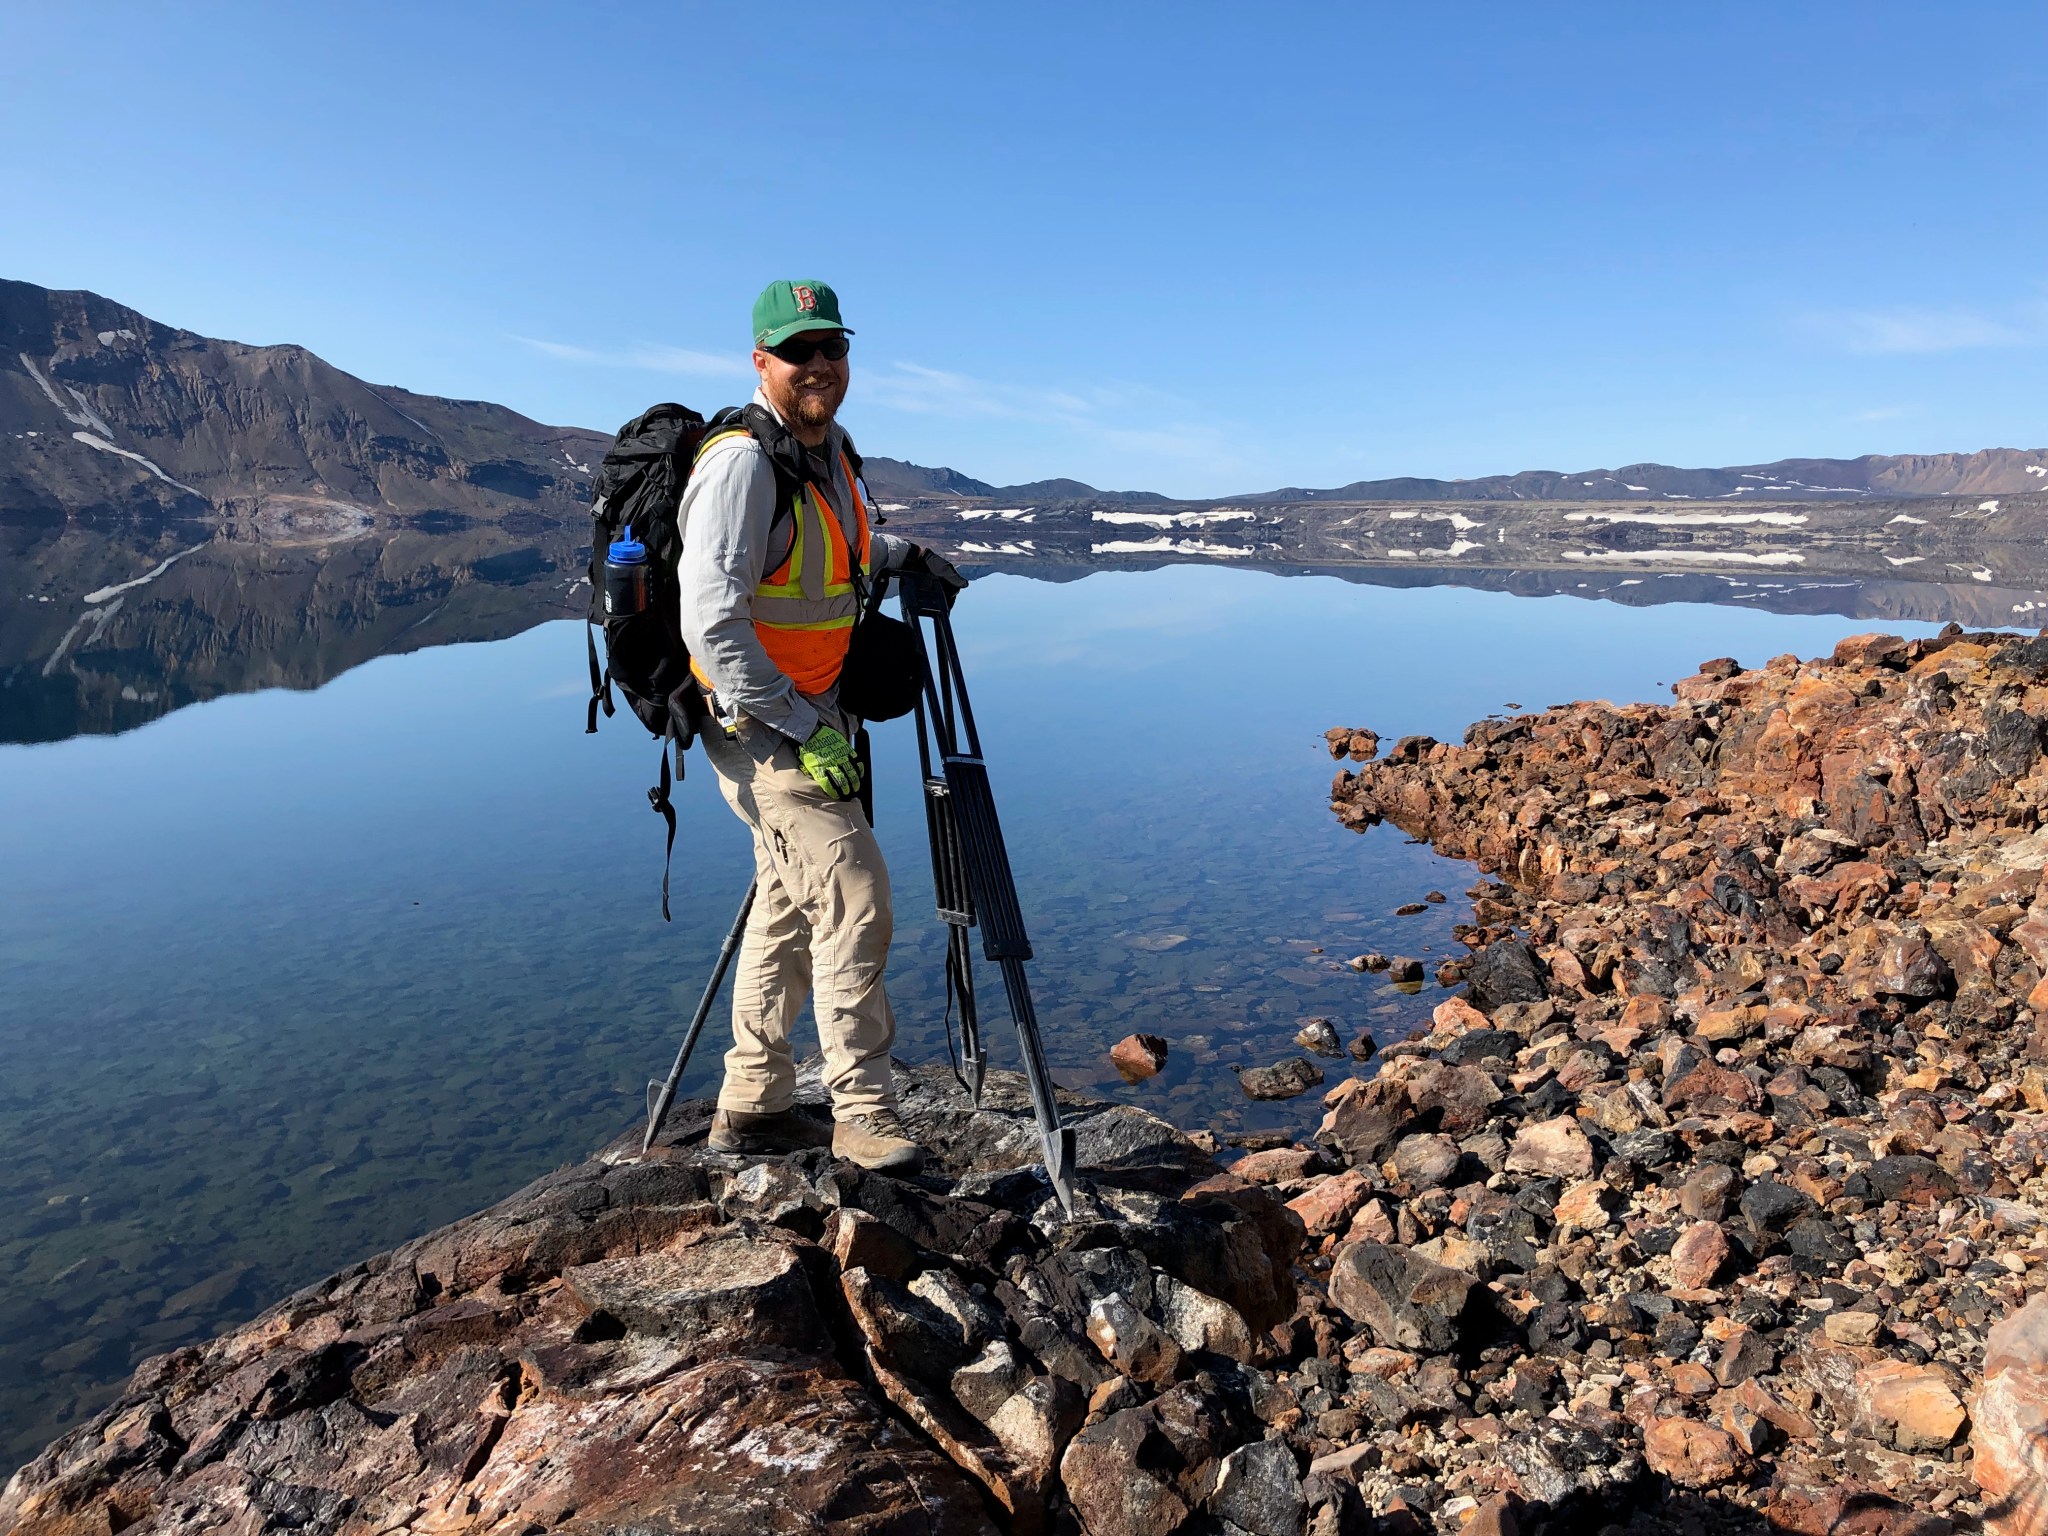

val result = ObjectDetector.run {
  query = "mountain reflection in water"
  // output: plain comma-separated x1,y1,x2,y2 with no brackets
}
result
1,513,584,744
7,513,2046,747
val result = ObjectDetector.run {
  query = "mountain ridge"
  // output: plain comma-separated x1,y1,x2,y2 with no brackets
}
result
1,278,607,525
4,278,2044,517
1225,448,2048,505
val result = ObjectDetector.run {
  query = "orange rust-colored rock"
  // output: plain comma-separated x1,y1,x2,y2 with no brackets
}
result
1976,1292,2048,1534
1642,1415,1742,1488
1109,1032,1169,1082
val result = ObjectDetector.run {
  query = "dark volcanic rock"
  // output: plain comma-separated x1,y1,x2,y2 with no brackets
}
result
1317,1076,1417,1163
1238,1057,1325,1101
1438,1027,1521,1066
1849,1154,1960,1206
1502,1416,1643,1507
1465,939,1549,1011
1060,1406,1190,1536
1211,1436,1306,1536
1738,1177,1816,1234
0,1065,1259,1536
1328,1241,1491,1355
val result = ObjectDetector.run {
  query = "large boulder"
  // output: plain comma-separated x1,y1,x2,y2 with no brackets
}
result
1328,1240,1493,1356
1060,1407,1193,1536
1466,939,1548,1011
1210,1436,1305,1536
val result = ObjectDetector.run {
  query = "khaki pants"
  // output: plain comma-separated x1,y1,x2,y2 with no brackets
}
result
700,718,897,1120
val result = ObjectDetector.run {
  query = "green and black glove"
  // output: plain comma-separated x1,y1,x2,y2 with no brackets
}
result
798,724,863,799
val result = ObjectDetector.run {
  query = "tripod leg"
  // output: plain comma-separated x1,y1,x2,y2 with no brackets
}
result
641,880,757,1154
922,771,988,1104
998,963,1076,1212
948,924,987,1103
942,757,1076,1214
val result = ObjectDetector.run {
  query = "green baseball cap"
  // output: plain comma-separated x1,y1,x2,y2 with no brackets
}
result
752,279,853,349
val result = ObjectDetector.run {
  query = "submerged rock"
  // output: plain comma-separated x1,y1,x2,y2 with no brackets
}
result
1293,1017,1343,1057
1237,1057,1325,1101
1110,1031,1170,1082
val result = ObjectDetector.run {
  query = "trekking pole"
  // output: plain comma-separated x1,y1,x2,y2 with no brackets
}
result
641,879,757,1154
901,571,1078,1215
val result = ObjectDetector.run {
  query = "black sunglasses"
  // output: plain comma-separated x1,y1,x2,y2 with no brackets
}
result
765,333,850,365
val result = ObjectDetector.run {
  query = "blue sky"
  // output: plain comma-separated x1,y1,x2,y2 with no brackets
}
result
3,2,2043,497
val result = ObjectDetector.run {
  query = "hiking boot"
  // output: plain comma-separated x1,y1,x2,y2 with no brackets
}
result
707,1107,815,1154
832,1109,924,1173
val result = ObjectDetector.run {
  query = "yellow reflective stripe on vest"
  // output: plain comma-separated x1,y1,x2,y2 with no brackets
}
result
757,491,810,598
757,614,857,633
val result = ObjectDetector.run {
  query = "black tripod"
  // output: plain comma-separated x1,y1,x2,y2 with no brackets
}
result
901,569,1077,1214
639,571,1077,1215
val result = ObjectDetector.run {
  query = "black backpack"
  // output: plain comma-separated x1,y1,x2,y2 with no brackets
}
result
583,401,707,745
583,401,838,917
584,400,850,735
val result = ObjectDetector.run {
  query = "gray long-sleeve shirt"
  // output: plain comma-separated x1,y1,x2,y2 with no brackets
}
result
676,389,910,743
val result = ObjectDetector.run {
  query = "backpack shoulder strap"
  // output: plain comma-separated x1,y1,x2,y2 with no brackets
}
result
691,405,803,571
693,408,753,465
737,403,812,494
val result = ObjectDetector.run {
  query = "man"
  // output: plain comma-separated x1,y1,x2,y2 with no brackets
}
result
677,279,961,1172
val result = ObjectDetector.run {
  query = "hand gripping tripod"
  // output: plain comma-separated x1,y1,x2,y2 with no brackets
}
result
640,569,1078,1216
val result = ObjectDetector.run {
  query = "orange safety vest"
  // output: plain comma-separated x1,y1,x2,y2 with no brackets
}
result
691,428,872,695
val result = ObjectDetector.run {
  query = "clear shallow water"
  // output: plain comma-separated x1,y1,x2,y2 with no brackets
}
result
0,563,1944,1461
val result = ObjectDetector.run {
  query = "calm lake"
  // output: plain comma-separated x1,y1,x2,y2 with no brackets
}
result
0,555,1977,1463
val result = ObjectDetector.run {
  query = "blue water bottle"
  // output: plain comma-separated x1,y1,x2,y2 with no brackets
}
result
604,526,649,617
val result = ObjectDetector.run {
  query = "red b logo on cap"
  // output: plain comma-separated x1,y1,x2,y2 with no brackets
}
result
792,285,817,312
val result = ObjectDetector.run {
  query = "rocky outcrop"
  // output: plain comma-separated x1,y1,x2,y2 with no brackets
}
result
0,1065,1305,1536
1307,626,2048,1526
2,279,607,523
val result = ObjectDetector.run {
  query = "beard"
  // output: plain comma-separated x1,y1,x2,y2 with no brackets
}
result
789,388,839,430
769,371,846,434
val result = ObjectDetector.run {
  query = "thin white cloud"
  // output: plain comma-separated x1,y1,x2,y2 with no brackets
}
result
861,361,1236,473
863,361,1107,422
1802,298,2048,355
514,344,1246,485
513,335,750,378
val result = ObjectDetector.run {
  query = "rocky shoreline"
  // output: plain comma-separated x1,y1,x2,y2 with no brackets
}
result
1321,623,2048,1531
13,627,2048,1534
